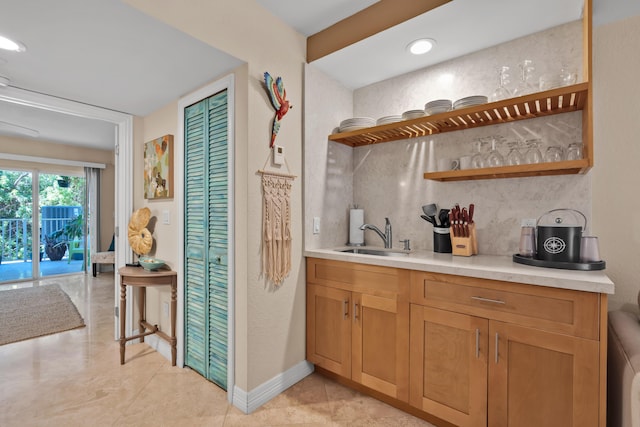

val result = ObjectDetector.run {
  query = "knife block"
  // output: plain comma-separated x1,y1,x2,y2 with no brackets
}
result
450,223,478,256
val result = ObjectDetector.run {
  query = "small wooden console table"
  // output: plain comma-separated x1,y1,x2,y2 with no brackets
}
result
118,266,178,366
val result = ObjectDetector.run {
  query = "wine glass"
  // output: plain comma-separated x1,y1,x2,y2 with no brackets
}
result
486,137,504,167
512,60,536,97
491,66,512,102
506,140,525,166
524,139,543,164
566,142,583,160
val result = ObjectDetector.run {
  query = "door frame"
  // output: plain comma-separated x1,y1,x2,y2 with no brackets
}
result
0,86,133,339
177,74,236,401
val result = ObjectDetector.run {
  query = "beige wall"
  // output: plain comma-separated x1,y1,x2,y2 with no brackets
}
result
0,135,115,249
592,15,640,311
132,102,179,333
126,0,306,392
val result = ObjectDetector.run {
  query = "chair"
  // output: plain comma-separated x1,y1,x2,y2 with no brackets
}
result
92,235,115,277
608,309,640,427
67,239,89,264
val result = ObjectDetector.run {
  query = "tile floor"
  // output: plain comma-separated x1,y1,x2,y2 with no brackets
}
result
0,273,436,426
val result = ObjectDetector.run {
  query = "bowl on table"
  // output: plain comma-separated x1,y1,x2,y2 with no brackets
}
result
138,257,166,271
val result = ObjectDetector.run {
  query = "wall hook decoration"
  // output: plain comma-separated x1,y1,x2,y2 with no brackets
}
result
264,71,292,148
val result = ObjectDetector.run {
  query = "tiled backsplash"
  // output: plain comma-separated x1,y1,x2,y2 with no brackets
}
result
305,20,589,256
352,112,589,255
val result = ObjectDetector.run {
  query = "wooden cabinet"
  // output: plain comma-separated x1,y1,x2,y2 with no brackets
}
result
410,305,488,427
488,321,599,427
306,258,410,401
306,258,607,426
410,270,606,427
306,284,352,377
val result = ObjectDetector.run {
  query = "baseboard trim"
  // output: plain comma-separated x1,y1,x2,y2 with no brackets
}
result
232,360,314,414
141,334,312,414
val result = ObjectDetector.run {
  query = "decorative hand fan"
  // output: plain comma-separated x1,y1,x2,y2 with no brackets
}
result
127,207,153,264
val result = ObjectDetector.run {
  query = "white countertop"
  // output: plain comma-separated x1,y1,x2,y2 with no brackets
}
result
305,247,615,295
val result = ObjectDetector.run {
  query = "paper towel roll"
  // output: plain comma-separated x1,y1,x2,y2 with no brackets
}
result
349,209,364,245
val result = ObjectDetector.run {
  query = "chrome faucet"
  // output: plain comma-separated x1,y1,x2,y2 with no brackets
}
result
360,217,392,248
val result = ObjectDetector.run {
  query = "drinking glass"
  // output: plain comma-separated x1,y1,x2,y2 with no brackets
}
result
580,236,601,263
486,137,504,167
470,139,488,169
539,73,562,91
566,142,583,160
491,66,512,102
519,226,536,257
512,60,536,97
559,64,577,86
506,141,525,166
524,139,543,164
544,145,565,162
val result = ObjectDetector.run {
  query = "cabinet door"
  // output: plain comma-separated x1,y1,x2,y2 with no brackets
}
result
352,292,409,401
489,321,599,427
306,284,352,377
410,305,488,427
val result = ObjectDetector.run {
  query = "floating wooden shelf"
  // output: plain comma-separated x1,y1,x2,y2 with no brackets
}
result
423,159,590,182
329,83,588,148
328,82,592,182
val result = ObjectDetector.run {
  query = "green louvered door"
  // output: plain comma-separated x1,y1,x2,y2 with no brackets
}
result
184,90,228,389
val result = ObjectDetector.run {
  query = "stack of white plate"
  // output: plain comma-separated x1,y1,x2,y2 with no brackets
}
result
453,95,488,110
402,110,425,120
339,117,375,132
376,115,403,125
424,99,452,115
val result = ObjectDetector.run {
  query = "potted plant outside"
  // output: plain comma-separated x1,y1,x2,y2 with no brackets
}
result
44,234,67,261
46,214,84,261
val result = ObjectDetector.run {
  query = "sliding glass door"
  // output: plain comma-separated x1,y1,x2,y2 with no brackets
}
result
0,169,87,283
0,169,34,281
39,173,87,278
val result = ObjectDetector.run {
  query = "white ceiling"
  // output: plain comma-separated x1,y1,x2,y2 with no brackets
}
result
0,0,243,149
0,0,639,151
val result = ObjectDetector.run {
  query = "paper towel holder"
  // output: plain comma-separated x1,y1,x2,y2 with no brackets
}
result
347,205,365,246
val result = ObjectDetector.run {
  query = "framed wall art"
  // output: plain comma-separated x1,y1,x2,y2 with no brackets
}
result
144,134,174,199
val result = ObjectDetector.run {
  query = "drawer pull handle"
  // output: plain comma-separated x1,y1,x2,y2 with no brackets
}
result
471,296,506,305
475,328,480,359
343,299,349,319
495,332,499,364
354,302,359,321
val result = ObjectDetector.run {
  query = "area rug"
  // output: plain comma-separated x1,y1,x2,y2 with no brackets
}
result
0,284,85,345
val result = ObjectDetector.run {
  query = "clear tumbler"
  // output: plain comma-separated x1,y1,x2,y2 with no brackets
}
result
519,226,536,257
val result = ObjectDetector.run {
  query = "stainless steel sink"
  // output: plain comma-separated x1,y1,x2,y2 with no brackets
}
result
337,248,410,257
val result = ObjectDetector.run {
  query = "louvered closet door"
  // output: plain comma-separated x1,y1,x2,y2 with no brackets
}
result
184,90,228,389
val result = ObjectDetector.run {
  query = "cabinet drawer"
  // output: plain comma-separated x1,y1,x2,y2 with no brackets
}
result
307,258,408,298
411,271,600,340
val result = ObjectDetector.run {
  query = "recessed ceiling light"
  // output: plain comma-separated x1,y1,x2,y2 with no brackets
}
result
407,38,436,55
0,35,26,52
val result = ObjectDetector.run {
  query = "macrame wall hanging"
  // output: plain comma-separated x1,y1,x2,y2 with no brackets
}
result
258,157,296,287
